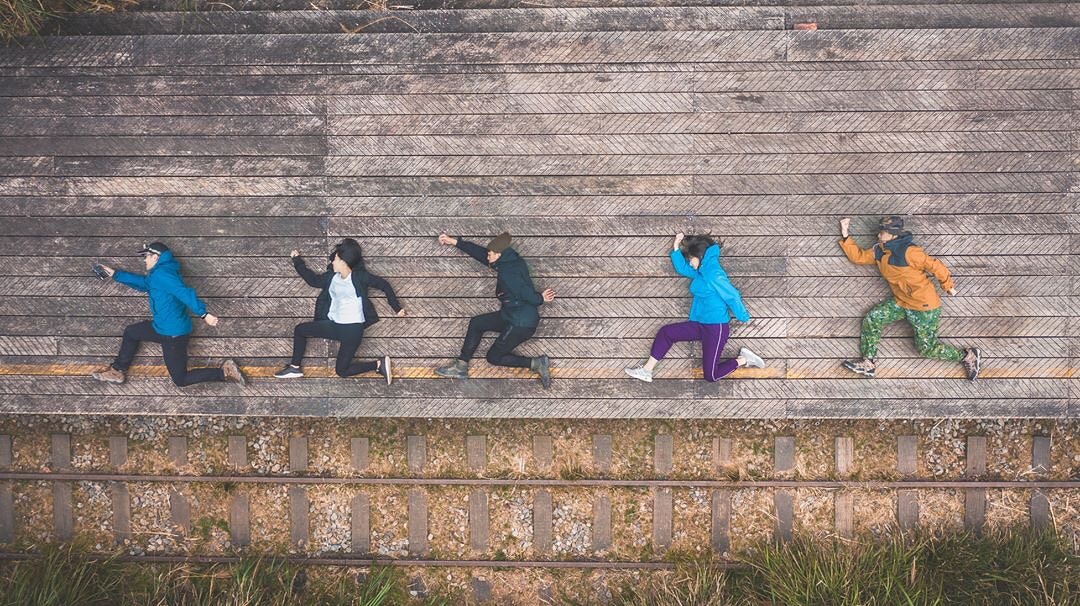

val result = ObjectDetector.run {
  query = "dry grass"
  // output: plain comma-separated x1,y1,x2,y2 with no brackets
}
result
1,0,134,42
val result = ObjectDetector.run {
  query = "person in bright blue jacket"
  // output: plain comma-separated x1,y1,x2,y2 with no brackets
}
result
625,233,765,383
90,242,246,387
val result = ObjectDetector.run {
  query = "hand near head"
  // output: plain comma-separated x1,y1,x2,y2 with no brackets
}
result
438,233,458,247
204,314,219,327
290,250,300,258
397,309,407,317
542,288,556,303
673,232,685,251
946,288,957,296
99,264,115,277
839,218,851,238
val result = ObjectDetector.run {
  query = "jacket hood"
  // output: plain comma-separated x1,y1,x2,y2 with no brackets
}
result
493,247,523,267
698,243,721,270
151,250,180,273
876,233,914,268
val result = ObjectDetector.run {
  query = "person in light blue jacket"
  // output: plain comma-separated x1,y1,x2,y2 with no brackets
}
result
90,242,245,387
625,233,764,383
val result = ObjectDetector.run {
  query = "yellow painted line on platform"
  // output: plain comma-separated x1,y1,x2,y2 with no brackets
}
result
0,365,1072,380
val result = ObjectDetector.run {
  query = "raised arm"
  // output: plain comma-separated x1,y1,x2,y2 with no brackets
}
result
455,238,491,266
838,217,876,265
112,270,149,292
291,252,326,288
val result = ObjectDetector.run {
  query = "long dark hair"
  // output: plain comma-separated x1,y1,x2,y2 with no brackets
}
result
680,234,720,262
331,238,366,272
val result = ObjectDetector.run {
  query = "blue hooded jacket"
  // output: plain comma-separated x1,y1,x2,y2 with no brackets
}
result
112,250,207,337
671,244,750,324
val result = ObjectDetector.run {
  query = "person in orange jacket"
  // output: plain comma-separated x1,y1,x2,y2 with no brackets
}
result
839,216,981,380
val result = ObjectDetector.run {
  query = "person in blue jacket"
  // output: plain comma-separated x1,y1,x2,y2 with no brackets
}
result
433,231,556,388
625,233,764,383
91,242,246,387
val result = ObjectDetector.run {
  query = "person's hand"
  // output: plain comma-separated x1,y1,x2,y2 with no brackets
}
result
840,218,851,238
673,232,685,250
946,288,957,296
542,288,556,302
438,233,458,246
290,250,300,258
204,314,219,327
397,309,407,317
100,264,115,278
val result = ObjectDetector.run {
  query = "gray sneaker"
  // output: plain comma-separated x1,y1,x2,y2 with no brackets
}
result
531,355,551,389
434,359,469,379
739,347,765,369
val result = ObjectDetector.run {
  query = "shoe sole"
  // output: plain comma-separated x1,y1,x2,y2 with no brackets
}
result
538,356,551,389
274,373,303,379
623,369,653,383
383,356,393,386
967,349,982,381
91,374,124,384
841,362,875,379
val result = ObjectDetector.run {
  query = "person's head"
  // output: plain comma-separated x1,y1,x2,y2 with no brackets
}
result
679,235,718,270
332,240,364,275
877,216,906,243
486,232,512,264
138,241,169,271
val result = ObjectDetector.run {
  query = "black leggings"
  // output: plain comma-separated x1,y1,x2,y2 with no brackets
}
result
111,320,224,387
290,320,378,377
459,312,536,369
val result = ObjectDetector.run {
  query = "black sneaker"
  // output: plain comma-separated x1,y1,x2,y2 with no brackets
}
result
273,364,303,379
962,348,981,382
378,356,393,386
842,358,876,378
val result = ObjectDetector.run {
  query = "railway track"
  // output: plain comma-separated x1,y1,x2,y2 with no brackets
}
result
0,427,1074,602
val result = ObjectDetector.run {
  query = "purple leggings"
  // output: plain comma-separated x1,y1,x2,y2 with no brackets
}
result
650,321,738,382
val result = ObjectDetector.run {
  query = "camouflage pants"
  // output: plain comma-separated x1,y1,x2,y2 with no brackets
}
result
859,298,963,362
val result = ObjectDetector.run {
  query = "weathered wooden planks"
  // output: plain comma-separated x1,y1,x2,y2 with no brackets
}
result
0,18,1072,421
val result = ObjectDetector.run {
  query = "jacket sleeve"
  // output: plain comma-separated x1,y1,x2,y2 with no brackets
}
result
366,273,403,313
907,247,955,292
669,249,697,279
838,236,877,266
292,256,326,288
160,271,208,317
705,265,751,323
455,238,490,266
112,270,149,292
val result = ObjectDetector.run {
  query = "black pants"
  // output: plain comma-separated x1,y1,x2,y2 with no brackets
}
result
290,320,378,377
111,320,224,387
460,312,536,369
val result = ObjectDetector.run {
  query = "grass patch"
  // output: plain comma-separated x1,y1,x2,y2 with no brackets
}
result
2,0,135,44
615,529,1078,606
0,545,406,606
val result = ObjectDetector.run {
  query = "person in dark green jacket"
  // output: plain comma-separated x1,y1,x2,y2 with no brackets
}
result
434,232,555,388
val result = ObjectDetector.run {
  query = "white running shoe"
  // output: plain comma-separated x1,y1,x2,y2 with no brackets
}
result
739,347,765,369
624,366,653,383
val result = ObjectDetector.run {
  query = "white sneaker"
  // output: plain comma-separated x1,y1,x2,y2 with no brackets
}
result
739,348,765,369
624,366,653,383
380,356,393,386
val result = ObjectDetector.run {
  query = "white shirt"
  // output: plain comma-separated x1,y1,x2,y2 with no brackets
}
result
328,273,365,324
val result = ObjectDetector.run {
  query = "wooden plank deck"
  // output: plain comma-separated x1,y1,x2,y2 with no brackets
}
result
0,20,1075,418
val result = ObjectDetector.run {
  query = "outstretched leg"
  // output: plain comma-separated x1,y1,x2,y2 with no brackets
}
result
626,321,702,382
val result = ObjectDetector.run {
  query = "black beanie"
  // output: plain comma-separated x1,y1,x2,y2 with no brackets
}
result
879,216,906,235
